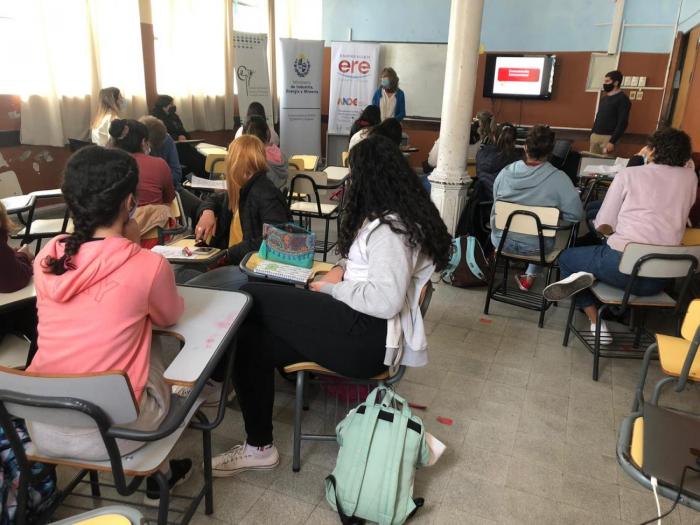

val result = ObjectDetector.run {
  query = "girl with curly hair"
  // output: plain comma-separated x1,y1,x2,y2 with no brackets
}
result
209,134,452,476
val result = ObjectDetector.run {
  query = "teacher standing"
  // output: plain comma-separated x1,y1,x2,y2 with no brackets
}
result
372,67,406,122
590,70,631,155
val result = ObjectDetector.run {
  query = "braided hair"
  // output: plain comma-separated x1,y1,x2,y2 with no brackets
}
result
340,135,452,271
43,146,139,275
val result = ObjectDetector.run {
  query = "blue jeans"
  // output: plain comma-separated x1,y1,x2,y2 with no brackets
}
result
184,266,249,291
558,243,668,308
492,233,555,276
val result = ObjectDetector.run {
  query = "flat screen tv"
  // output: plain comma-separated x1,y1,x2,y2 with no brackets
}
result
483,54,556,100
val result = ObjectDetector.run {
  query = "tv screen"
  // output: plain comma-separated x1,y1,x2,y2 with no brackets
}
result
483,54,556,100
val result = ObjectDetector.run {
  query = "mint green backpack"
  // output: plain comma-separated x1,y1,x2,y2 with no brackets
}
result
325,387,429,525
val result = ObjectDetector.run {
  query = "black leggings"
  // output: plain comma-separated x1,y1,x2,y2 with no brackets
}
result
223,282,387,446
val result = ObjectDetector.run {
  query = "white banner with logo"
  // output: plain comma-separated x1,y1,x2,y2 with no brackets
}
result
328,41,381,136
233,32,273,127
279,38,323,156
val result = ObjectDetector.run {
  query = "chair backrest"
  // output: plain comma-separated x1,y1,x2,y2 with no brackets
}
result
288,172,328,201
289,155,319,171
681,299,700,341
205,153,227,175
0,170,23,198
68,138,92,153
0,367,138,428
494,201,560,238
341,151,349,167
618,243,700,278
550,140,571,168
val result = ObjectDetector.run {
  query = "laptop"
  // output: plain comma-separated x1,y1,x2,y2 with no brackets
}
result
643,402,700,499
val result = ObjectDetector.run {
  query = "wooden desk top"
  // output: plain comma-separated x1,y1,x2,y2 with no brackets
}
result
1,194,34,214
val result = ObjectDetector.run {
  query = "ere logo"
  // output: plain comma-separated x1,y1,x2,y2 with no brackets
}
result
338,59,370,77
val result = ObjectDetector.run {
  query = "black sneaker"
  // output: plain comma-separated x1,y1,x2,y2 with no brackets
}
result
144,458,193,505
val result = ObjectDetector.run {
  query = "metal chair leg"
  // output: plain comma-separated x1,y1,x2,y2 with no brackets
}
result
154,471,170,525
203,428,214,514
322,218,330,262
293,371,306,473
563,299,576,346
538,265,554,328
651,376,676,405
89,470,101,497
634,343,657,411
592,308,603,381
483,254,499,315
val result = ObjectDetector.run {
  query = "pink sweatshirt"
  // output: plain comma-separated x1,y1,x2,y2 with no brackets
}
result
595,163,697,252
29,236,184,401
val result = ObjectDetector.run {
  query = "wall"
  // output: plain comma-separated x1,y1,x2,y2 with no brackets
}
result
680,0,700,31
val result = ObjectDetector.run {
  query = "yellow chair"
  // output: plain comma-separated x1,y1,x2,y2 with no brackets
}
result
204,152,227,179
635,299,700,410
341,151,349,167
289,154,319,171
682,228,700,246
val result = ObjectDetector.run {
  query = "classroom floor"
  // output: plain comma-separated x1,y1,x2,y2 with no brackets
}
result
51,278,700,524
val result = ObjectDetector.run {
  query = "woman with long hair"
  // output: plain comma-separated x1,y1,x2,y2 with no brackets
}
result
348,104,381,149
184,135,289,289
208,134,451,476
475,122,524,198
91,87,123,146
234,101,280,146
26,146,190,501
371,67,406,122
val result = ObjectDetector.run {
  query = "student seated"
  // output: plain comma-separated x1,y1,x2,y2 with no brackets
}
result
348,105,381,149
243,115,289,191
0,201,37,366
91,87,123,146
234,102,279,146
208,135,451,476
490,125,583,292
26,146,190,500
544,127,697,343
183,135,290,289
109,119,176,207
475,122,523,200
151,94,207,179
426,112,486,171
369,118,402,146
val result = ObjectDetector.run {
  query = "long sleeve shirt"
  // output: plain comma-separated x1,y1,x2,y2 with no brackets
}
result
592,91,631,144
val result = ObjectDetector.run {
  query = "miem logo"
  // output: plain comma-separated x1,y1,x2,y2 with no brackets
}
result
337,97,358,106
338,59,371,78
293,53,311,77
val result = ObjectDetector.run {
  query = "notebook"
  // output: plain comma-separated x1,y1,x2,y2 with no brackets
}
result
254,260,313,284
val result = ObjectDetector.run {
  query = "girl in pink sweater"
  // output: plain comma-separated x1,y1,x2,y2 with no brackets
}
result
27,146,190,499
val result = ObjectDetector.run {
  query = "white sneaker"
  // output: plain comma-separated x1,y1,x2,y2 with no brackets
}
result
172,379,234,408
543,272,595,301
591,320,613,346
211,444,279,477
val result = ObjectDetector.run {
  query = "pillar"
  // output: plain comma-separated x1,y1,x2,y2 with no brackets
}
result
429,0,485,234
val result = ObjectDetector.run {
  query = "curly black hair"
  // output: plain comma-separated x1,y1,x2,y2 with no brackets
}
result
339,134,452,271
648,127,692,167
43,146,139,275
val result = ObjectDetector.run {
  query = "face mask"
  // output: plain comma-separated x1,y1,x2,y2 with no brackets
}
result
642,154,648,164
602,83,614,92
168,105,177,115
381,78,391,89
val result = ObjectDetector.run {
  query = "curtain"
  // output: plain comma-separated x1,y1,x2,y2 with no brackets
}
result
151,0,234,131
6,0,147,147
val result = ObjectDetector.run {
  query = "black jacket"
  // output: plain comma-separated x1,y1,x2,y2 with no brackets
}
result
152,108,190,140
475,144,523,200
197,171,290,265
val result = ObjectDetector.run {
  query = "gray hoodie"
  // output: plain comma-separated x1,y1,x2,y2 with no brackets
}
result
490,160,583,247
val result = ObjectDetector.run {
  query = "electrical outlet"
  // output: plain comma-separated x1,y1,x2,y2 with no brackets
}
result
630,91,637,100
630,76,640,87
638,76,647,87
636,90,644,100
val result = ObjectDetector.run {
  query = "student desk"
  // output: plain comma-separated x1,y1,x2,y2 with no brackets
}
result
156,285,251,386
579,173,614,207
154,236,226,268
0,279,36,314
240,252,334,286
324,166,350,184
2,194,35,216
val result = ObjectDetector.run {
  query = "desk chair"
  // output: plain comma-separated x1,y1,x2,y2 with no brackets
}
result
341,151,349,168
204,153,226,180
54,505,144,525
484,201,575,328
12,190,72,253
0,342,238,525
288,155,319,171
563,243,700,381
0,334,31,369
285,282,433,472
141,194,188,246
287,173,343,262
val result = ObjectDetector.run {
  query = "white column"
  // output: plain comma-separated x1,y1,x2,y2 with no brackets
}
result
429,0,485,234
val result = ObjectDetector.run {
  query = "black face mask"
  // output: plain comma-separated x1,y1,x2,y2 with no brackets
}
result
168,105,177,114
602,83,614,92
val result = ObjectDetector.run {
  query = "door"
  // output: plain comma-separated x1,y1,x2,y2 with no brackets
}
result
672,25,700,128
680,46,700,150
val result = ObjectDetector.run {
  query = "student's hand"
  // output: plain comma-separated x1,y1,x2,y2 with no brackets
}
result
605,142,615,154
318,265,344,284
178,135,187,142
195,210,217,241
17,244,35,262
124,218,141,244
308,281,328,293
596,224,614,237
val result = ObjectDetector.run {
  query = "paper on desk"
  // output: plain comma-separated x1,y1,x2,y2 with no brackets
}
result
582,164,621,175
151,245,189,259
189,175,227,190
195,142,227,155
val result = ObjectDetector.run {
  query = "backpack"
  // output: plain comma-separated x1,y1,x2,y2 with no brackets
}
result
325,387,429,525
1,419,57,525
441,235,491,288
455,178,492,248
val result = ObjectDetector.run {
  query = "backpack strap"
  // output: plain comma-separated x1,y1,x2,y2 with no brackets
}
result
466,236,486,281
325,475,366,525
377,408,411,525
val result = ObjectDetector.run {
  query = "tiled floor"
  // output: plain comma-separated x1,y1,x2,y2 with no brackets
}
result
51,279,700,524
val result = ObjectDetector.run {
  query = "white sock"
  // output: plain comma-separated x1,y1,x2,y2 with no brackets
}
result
244,442,274,458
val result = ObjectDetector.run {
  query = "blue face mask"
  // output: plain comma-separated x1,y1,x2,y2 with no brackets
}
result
381,78,391,89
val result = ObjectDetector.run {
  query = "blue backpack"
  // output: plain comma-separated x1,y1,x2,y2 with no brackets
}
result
440,235,491,288
1,419,57,525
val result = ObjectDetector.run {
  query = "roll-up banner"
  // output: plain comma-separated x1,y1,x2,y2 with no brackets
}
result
279,38,323,156
328,41,380,136
233,32,273,128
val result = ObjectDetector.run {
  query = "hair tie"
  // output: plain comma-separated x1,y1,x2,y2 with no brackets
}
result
119,124,129,140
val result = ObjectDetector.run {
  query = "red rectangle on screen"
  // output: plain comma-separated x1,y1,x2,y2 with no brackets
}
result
497,68,541,82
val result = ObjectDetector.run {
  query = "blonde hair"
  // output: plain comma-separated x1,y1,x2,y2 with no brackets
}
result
0,200,16,233
225,135,268,213
92,86,121,128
